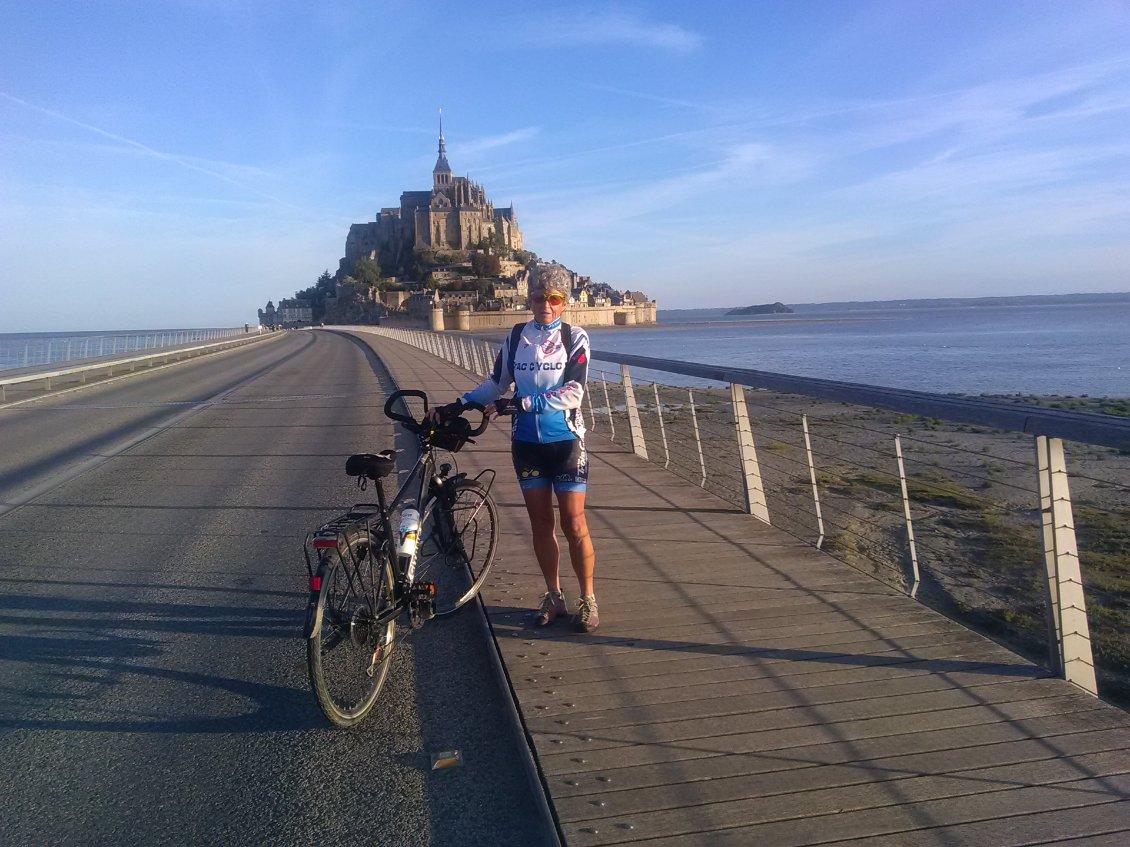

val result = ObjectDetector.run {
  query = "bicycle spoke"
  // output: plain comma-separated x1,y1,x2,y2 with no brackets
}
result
417,481,498,615
307,535,397,727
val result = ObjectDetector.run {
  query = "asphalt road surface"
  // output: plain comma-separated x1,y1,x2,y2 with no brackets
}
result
0,330,555,846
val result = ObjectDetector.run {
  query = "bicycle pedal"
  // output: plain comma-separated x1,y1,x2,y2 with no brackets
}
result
409,582,437,622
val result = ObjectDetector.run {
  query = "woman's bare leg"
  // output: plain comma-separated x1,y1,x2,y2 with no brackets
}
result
556,490,595,597
522,486,561,591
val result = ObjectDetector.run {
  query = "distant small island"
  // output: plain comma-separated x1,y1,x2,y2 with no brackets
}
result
726,302,794,316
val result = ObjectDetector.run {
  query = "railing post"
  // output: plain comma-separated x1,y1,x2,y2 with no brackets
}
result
688,389,706,488
1036,435,1098,695
585,384,596,432
601,377,615,440
620,365,648,459
894,435,921,598
653,384,669,469
730,384,769,524
468,340,481,375
801,415,824,549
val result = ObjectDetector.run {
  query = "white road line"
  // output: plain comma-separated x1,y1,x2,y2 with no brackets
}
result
0,355,290,523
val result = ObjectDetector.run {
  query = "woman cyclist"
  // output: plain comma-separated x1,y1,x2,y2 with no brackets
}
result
434,264,599,632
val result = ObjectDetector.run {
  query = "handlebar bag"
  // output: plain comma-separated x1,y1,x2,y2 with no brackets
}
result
430,416,473,453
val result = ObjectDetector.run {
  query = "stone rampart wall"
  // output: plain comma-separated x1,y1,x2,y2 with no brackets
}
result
451,303,656,331
378,302,657,332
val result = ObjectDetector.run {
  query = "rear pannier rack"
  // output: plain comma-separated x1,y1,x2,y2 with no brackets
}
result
302,504,383,578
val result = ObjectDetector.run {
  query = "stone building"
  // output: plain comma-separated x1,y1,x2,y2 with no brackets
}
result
342,119,524,274
277,298,313,327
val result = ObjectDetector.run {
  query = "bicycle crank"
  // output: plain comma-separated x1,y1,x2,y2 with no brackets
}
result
408,582,437,627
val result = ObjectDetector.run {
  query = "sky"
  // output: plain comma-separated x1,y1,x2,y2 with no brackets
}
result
1,0,1128,331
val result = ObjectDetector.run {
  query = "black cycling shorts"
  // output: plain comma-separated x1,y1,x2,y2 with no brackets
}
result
511,438,588,493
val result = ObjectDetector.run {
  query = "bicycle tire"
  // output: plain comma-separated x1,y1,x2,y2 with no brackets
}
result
307,533,397,727
416,479,499,615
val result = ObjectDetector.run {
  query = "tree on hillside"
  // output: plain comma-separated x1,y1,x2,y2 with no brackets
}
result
292,269,339,323
471,252,501,277
353,256,384,292
489,228,508,255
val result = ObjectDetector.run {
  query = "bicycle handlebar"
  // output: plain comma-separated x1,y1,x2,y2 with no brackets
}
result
384,389,426,425
383,389,490,436
463,401,490,435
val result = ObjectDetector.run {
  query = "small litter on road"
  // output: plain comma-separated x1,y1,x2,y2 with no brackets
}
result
430,749,463,770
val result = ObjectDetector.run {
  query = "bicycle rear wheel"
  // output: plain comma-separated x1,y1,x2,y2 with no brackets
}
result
416,479,499,615
307,533,397,727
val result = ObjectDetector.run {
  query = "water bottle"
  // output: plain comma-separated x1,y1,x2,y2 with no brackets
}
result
398,508,420,560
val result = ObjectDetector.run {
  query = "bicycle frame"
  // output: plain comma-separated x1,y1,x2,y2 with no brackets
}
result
303,446,439,633
302,415,492,641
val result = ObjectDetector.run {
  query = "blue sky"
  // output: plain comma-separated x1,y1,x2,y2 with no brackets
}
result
1,1,1128,331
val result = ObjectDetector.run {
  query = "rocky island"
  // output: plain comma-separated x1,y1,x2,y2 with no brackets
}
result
726,302,794,316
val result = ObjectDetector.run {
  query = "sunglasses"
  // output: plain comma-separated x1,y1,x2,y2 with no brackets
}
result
531,292,565,306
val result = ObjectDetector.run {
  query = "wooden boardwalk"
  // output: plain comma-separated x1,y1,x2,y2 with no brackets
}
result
350,330,1130,847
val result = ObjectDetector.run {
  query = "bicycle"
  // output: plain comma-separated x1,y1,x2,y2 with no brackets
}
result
303,389,499,727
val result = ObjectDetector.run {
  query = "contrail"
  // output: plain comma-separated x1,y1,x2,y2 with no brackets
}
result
0,90,298,208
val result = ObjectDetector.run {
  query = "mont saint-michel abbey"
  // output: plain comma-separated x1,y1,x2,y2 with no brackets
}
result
323,123,656,330
343,124,523,273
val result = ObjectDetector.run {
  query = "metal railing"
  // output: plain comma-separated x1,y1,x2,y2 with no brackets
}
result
0,330,278,403
0,327,250,372
361,326,1130,704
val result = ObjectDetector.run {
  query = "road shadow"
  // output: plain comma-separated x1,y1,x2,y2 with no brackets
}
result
0,588,323,733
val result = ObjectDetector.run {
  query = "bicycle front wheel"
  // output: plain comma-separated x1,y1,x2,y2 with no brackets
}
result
307,534,397,727
416,479,499,615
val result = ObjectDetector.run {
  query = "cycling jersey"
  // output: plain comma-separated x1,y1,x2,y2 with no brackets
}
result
462,318,589,443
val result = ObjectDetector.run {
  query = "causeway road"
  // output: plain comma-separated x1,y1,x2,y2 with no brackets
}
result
0,329,555,846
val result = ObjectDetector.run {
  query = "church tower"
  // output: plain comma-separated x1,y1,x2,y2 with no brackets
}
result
432,113,452,190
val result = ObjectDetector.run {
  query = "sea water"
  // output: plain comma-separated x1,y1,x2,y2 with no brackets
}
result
586,301,1130,397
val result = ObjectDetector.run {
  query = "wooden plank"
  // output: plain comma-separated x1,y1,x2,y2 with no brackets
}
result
554,742,1130,824
605,774,1130,847
547,725,1130,797
497,631,1014,688
521,662,1040,726
535,697,1121,776
510,640,1030,700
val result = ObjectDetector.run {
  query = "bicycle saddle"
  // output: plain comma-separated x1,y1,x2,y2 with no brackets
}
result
345,450,396,479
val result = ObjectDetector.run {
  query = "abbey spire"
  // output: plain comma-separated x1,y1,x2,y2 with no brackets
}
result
432,110,452,189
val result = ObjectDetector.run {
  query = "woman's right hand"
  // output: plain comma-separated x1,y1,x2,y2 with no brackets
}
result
427,400,464,424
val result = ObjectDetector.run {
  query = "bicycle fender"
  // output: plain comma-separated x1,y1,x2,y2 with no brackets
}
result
304,592,323,638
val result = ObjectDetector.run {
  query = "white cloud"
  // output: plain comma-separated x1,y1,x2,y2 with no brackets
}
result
528,9,702,53
456,127,541,160
0,91,295,208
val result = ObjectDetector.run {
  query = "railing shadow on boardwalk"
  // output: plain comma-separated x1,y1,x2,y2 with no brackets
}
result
349,326,1130,846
